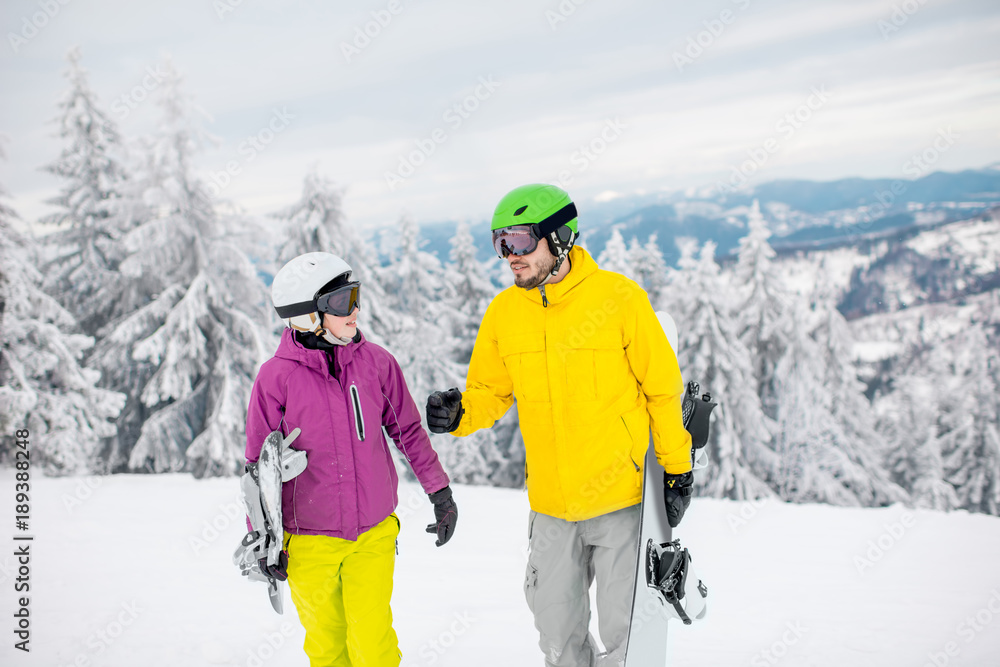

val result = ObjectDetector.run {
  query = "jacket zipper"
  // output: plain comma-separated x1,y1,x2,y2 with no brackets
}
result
350,384,365,441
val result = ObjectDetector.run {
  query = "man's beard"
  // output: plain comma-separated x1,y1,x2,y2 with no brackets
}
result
514,254,557,290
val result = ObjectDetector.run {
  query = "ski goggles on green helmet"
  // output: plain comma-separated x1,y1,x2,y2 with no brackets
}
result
492,225,541,259
315,282,361,317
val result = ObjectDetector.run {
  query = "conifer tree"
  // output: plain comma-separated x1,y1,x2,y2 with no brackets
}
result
666,241,777,499
90,60,271,476
273,168,393,344
734,200,793,420
598,227,631,277
39,47,134,335
447,220,495,363
881,374,958,511
0,159,124,472
941,324,1000,515
628,234,668,308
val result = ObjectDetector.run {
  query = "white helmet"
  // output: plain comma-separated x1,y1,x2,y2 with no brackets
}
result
271,252,353,334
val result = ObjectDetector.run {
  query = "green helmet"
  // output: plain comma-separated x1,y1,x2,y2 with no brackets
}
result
491,183,579,234
490,184,580,290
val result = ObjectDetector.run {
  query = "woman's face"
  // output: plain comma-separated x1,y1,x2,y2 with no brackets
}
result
322,307,359,340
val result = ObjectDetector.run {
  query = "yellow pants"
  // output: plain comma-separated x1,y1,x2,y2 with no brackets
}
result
285,515,401,667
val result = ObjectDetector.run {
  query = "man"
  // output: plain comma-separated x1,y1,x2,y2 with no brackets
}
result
426,184,693,667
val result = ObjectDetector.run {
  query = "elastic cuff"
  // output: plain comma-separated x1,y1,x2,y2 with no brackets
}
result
429,486,453,503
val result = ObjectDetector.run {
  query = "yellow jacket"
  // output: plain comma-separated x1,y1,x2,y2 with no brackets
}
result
454,246,692,521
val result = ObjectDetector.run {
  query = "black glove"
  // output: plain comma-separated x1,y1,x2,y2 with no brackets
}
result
425,486,458,547
426,388,464,433
258,548,289,581
663,471,694,528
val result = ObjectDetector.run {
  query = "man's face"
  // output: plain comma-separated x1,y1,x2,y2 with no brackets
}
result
507,238,556,289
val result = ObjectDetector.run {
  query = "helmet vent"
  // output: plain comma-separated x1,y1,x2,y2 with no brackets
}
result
514,205,528,216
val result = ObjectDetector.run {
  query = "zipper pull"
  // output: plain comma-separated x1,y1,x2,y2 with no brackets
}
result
539,285,548,307
350,384,366,441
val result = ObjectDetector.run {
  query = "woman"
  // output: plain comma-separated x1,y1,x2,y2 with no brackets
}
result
246,252,457,666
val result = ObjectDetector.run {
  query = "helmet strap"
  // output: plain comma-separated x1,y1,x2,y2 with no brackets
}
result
313,325,353,346
544,227,577,279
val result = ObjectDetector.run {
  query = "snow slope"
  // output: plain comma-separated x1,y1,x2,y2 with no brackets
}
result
2,471,1000,667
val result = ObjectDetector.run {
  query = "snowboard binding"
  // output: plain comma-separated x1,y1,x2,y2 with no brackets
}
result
681,381,717,470
233,428,306,614
645,538,708,625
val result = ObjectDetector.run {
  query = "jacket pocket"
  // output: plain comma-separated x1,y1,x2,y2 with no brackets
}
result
562,331,624,402
524,511,539,610
498,332,548,401
350,384,365,441
622,414,644,489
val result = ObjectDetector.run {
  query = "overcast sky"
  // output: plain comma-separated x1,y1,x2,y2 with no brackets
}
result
1,0,998,230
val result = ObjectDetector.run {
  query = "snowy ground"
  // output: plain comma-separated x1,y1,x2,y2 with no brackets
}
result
2,471,1000,667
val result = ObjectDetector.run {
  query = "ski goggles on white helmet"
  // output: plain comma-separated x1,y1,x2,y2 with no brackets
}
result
492,225,541,259
315,282,361,317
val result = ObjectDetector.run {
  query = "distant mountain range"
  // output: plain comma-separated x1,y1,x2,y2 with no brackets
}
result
401,167,1000,266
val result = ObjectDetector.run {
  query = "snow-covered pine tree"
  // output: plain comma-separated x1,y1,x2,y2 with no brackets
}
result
0,159,125,473
384,217,503,484
628,234,668,309
447,220,495,363
770,298,903,506
39,47,135,336
664,240,777,499
273,168,393,345
597,227,631,277
879,372,958,511
734,200,794,421
89,59,271,477
940,324,1000,516
809,293,909,506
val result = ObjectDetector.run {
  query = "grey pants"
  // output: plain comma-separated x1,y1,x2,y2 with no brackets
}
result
523,505,640,667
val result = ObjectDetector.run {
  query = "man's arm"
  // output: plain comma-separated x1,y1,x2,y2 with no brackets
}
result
622,287,693,474
452,302,515,437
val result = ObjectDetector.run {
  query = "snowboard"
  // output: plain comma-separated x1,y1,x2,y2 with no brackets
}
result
623,311,715,666
234,427,305,614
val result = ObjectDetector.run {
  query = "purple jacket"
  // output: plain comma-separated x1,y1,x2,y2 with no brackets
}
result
245,328,450,541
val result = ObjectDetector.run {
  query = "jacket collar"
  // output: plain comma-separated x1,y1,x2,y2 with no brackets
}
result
518,246,598,307
275,327,366,373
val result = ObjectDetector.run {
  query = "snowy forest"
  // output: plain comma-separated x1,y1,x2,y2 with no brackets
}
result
1,51,998,519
